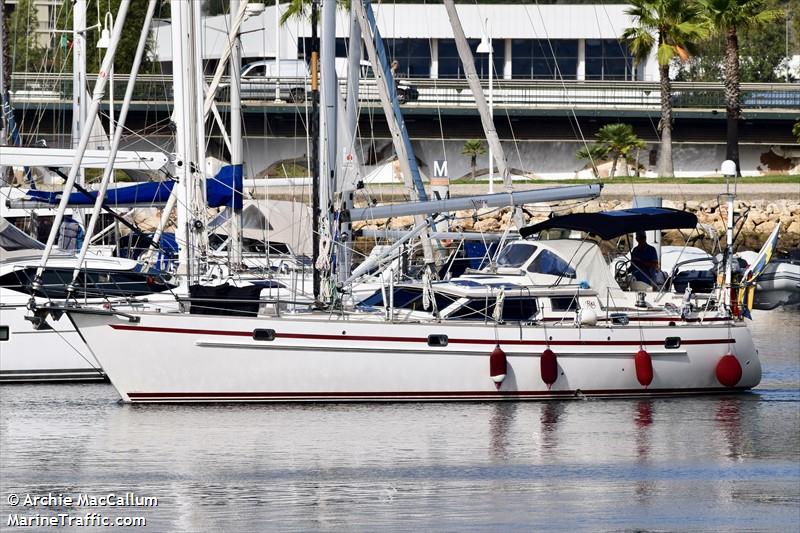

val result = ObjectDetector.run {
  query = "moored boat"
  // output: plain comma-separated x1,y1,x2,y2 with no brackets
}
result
65,280,760,402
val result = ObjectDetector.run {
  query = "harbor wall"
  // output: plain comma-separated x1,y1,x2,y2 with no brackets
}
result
353,197,800,253
237,137,800,179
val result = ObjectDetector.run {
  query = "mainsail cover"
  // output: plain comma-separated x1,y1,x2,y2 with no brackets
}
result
22,165,243,209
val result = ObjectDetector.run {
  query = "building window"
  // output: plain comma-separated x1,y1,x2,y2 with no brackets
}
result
384,39,431,78
585,39,635,80
438,39,504,79
511,39,578,80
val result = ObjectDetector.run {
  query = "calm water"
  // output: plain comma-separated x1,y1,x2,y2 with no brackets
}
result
1,310,798,532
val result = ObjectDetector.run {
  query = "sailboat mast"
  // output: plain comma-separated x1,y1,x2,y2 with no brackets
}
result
0,3,4,126
0,2,6,184
170,0,196,280
337,9,362,283
72,0,88,221
311,0,321,299
321,0,337,213
352,0,436,268
442,0,511,191
229,0,244,269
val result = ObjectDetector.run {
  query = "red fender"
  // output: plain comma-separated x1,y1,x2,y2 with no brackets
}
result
635,349,653,388
540,348,558,389
716,354,742,388
489,345,507,390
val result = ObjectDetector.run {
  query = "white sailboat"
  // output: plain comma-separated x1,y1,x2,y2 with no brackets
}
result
56,0,761,403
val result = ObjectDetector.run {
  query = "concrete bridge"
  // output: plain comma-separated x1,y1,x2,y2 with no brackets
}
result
7,72,800,178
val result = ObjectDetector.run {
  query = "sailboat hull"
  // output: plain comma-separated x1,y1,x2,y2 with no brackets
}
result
67,311,762,403
0,293,104,383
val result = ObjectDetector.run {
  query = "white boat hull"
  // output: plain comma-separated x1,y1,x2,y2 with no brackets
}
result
68,311,762,402
0,292,104,382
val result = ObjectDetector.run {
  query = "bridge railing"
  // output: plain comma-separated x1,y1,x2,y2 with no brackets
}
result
8,72,800,112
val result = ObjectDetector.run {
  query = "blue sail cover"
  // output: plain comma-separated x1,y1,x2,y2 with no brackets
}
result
24,164,243,209
207,164,243,210
26,180,175,206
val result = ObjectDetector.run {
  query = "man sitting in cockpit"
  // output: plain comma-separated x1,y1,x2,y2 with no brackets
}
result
631,230,660,289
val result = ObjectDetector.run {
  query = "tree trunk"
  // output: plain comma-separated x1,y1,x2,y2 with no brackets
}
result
657,62,674,177
724,25,741,175
610,154,618,179
471,156,476,181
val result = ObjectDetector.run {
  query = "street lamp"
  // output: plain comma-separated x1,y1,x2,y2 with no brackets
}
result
721,159,737,310
476,19,493,193
97,12,114,153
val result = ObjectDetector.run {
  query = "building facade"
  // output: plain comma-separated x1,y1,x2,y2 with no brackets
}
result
152,3,657,82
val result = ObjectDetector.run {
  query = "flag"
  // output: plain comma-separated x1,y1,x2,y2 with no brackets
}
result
738,223,781,319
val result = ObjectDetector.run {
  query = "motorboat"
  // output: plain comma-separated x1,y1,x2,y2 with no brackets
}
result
737,251,800,310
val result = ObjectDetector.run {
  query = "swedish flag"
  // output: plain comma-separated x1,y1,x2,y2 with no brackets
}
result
738,223,781,319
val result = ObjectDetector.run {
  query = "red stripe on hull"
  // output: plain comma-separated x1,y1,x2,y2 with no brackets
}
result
110,324,735,346
126,387,750,402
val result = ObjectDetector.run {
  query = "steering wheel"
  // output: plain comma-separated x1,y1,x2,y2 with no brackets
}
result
614,258,632,287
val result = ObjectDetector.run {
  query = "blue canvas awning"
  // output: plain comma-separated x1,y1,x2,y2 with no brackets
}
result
23,164,243,209
26,180,175,206
519,207,698,240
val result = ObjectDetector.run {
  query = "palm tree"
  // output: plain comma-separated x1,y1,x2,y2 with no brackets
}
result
623,0,708,177
461,139,486,181
700,0,783,174
595,124,647,178
576,144,609,179
794,121,800,144
280,0,350,25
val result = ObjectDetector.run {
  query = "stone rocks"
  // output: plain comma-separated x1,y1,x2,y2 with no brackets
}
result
352,194,799,253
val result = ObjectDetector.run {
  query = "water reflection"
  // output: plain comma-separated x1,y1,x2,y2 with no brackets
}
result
539,401,564,456
634,400,655,501
715,397,743,460
489,402,516,460
0,312,797,531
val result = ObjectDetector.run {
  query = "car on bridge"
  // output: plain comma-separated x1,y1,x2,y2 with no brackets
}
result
221,59,418,104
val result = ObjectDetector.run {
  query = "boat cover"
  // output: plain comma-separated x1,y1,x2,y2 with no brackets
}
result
23,164,243,209
519,207,697,240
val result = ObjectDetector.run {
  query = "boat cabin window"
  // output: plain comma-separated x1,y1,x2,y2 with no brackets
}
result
358,288,459,312
527,249,576,278
499,297,539,321
446,296,539,321
447,298,496,320
496,243,537,268
550,296,579,312
208,234,291,255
